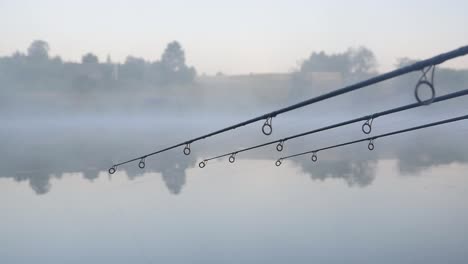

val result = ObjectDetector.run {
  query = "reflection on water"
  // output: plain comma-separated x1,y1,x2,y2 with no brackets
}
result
2,156,468,263
297,159,377,187
2,118,468,263
1,118,467,195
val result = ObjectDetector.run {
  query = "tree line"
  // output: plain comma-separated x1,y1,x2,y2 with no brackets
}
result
0,40,466,112
0,40,197,93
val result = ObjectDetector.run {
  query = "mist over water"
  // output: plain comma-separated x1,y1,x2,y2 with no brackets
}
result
2,111,468,195
1,40,468,263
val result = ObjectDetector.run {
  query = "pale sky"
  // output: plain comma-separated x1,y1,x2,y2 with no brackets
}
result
1,0,467,74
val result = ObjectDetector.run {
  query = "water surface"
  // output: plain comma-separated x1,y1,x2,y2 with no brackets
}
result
1,116,467,263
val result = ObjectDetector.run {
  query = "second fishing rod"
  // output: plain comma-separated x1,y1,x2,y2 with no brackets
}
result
275,113,468,166
198,88,468,168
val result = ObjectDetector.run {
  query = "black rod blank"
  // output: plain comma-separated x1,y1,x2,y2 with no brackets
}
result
199,88,468,165
276,114,468,164
109,45,468,173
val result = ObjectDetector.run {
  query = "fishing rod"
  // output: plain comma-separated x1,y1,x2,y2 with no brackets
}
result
109,45,468,174
273,114,468,166
197,88,468,168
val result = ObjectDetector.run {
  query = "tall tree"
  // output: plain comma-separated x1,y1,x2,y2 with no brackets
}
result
159,41,196,84
161,41,185,72
27,40,50,62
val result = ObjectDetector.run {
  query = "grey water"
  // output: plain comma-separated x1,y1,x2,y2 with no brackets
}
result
1,110,468,264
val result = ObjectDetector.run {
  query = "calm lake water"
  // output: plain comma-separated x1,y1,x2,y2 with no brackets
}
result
1,114,468,263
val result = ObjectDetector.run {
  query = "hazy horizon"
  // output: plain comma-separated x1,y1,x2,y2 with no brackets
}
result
1,0,468,74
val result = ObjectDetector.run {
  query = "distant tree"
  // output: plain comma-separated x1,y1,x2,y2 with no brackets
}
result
347,47,377,74
300,51,350,75
161,41,185,72
12,51,26,61
27,40,50,62
125,56,145,66
159,41,196,84
299,46,376,76
81,53,99,64
290,46,377,100
121,56,146,79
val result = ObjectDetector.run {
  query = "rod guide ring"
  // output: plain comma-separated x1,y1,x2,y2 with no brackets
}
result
311,153,318,162
183,144,191,155
262,117,273,135
138,158,146,169
362,122,372,134
199,161,206,168
368,140,375,151
108,166,116,174
276,141,284,152
228,153,236,163
415,80,436,105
